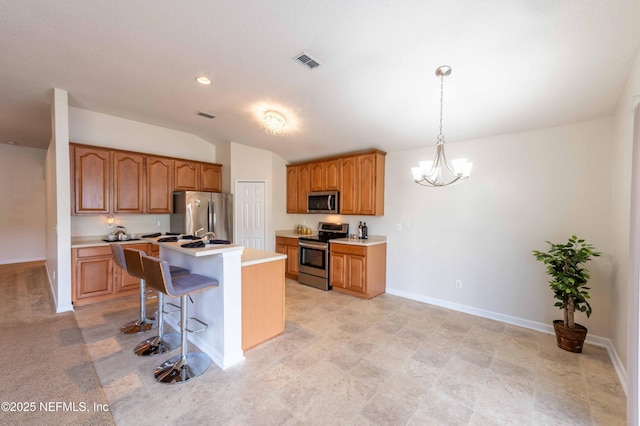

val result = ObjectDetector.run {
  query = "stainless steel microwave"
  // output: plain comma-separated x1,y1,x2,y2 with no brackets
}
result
307,191,339,214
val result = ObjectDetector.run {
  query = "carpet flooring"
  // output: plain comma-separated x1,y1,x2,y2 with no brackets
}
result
0,262,114,425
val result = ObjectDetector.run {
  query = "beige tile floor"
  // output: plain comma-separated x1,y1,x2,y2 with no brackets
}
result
74,279,626,425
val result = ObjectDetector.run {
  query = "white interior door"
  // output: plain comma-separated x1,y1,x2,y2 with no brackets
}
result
235,181,266,249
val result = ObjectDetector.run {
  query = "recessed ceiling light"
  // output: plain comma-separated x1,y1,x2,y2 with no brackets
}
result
6,141,17,145
195,76,212,85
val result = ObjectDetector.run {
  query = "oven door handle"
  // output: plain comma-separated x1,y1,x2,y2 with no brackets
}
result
299,241,328,250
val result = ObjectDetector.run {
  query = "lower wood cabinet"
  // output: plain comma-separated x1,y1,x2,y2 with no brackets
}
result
275,236,299,279
72,243,155,306
330,242,386,299
242,258,285,350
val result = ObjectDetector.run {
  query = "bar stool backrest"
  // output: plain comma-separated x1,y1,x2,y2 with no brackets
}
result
111,244,127,271
142,256,179,297
123,248,146,280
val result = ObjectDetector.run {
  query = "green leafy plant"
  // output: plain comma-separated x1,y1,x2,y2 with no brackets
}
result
532,235,601,329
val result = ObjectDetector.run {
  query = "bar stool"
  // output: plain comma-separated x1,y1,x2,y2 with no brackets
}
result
122,248,190,355
142,256,218,384
110,244,155,334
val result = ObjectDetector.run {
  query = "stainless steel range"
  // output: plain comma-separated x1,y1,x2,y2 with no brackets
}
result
298,222,349,290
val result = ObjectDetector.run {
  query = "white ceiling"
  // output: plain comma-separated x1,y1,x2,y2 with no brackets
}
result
1,1,639,162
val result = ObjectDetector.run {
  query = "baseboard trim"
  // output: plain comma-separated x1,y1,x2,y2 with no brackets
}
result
0,257,46,266
386,286,628,394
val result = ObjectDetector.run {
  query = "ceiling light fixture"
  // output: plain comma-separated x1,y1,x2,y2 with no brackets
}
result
412,66,472,187
263,110,287,135
195,76,212,85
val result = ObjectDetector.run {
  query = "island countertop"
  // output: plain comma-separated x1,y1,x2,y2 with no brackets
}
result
241,248,286,267
144,236,244,257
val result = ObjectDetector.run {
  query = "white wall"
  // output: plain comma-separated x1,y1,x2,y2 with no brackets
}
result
292,118,614,339
45,88,72,312
0,144,46,264
68,107,218,236
610,49,640,422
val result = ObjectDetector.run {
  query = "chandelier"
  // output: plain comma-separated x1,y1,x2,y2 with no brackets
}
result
262,110,287,135
411,66,472,187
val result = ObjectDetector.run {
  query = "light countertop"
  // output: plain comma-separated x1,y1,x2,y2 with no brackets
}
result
143,237,243,257
330,235,387,246
71,235,152,248
275,230,316,239
241,248,286,267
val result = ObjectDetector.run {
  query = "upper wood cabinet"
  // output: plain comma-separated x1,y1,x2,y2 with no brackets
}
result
285,150,384,216
71,143,223,215
286,166,298,213
113,151,144,213
310,159,340,192
323,159,341,191
297,164,310,213
174,160,222,192
146,156,173,214
174,160,200,191
73,146,111,214
201,163,222,192
339,156,357,215
355,152,384,215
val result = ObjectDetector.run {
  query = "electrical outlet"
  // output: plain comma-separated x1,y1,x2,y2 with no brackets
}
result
455,280,462,290
396,223,402,231
157,220,161,227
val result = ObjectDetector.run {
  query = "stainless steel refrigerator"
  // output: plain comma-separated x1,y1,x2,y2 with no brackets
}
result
170,191,233,241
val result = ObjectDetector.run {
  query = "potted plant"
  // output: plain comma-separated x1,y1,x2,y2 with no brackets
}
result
532,235,601,353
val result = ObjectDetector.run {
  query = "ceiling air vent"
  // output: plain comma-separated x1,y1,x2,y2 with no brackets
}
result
294,52,321,69
197,111,216,119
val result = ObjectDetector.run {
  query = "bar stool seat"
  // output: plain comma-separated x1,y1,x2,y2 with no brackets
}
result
123,248,190,356
142,256,219,384
111,244,156,334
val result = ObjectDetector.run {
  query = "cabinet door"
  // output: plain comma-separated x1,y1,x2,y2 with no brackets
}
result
357,154,376,215
286,166,298,213
73,146,111,214
310,162,324,191
76,257,113,299
285,245,299,277
113,151,144,213
323,159,340,191
297,164,310,213
201,163,222,192
174,160,200,191
339,156,357,215
347,254,367,293
146,156,173,214
330,252,347,289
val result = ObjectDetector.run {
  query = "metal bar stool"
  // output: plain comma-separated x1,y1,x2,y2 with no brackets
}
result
142,256,218,384
122,248,189,355
111,244,156,334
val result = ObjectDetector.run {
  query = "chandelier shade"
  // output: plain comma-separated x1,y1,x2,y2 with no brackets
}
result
412,66,472,187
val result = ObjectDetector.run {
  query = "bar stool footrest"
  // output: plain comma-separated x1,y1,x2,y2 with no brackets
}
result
182,317,208,333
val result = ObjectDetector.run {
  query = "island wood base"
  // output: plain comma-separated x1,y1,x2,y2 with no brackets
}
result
242,258,285,350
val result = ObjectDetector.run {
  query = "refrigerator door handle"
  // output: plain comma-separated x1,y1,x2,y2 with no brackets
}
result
208,200,216,232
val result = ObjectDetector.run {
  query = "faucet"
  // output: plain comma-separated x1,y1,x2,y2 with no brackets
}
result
200,231,216,241
194,228,205,237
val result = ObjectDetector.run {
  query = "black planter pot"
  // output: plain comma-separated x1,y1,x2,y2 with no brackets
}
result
553,320,587,353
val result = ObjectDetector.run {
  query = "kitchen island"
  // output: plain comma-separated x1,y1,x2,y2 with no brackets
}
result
146,237,285,369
